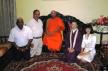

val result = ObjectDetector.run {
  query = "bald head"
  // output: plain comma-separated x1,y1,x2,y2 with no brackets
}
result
17,17,23,22
51,10,57,18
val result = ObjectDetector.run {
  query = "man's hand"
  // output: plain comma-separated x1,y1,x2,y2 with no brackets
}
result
45,27,61,36
26,39,33,48
47,32,53,36
45,32,54,36
53,27,61,33
30,44,34,48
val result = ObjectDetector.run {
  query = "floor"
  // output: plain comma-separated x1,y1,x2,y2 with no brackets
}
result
3,53,103,71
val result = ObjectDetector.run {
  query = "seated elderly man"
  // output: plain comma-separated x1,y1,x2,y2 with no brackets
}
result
8,17,33,61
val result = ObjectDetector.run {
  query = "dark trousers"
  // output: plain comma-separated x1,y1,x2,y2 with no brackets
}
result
0,47,14,71
65,49,79,63
66,52,77,63
14,46,30,61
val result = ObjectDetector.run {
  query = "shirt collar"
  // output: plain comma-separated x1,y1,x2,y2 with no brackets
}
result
72,28,78,33
33,18,39,22
16,25,25,31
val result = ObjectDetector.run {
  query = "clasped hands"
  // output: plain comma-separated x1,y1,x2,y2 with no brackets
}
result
44,32,54,36
45,27,61,36
68,47,75,53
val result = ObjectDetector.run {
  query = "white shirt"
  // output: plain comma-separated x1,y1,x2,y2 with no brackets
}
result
8,26,33,47
27,18,43,37
72,28,78,33
81,34,96,52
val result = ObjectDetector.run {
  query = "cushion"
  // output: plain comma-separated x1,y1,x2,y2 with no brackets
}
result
0,43,11,57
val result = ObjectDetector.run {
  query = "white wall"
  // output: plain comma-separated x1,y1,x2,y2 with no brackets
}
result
16,0,108,23
16,0,108,44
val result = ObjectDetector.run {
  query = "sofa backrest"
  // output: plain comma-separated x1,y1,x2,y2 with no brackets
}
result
40,12,86,33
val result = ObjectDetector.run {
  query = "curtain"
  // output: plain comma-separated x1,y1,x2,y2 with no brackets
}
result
0,0,16,36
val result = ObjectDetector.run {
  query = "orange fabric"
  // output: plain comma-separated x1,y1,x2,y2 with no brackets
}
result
43,17,65,51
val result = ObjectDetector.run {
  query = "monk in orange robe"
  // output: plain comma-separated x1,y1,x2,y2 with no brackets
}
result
43,10,65,53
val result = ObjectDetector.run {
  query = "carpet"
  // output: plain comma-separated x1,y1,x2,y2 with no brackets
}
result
3,53,102,71
21,60,87,71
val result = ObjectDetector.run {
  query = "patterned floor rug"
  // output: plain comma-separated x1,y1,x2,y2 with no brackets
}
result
21,60,87,71
3,53,102,71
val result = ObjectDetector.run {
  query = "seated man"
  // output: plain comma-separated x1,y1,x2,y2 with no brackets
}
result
8,17,33,61
64,21,83,63
43,10,65,56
